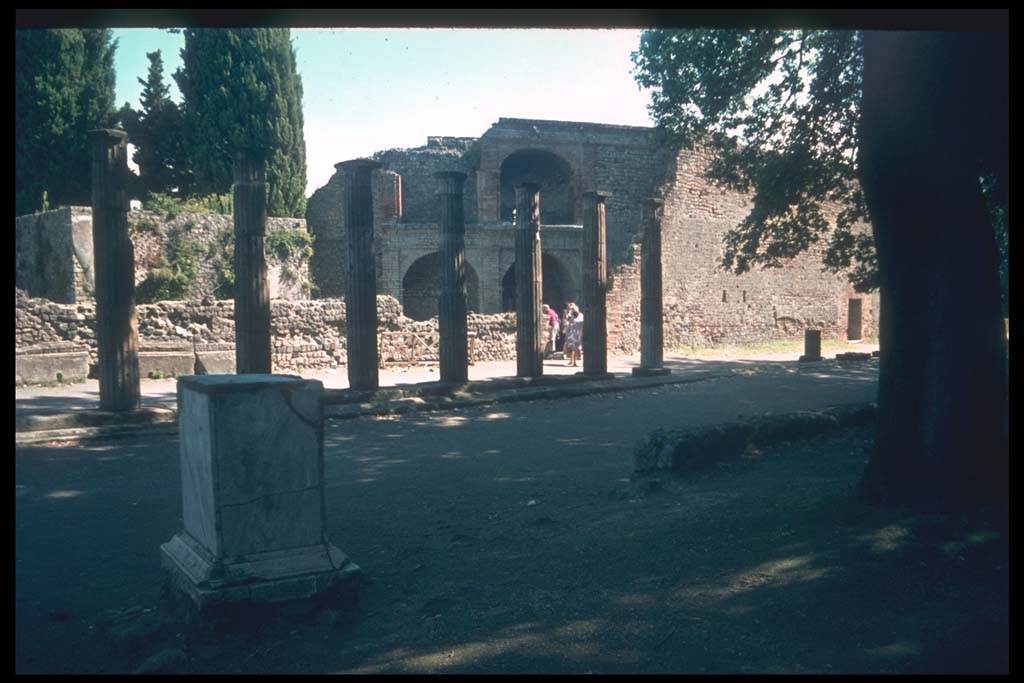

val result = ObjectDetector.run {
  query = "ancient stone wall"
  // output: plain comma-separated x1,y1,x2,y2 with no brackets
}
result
375,137,479,224
14,208,311,303
15,289,518,380
306,118,878,350
15,207,93,304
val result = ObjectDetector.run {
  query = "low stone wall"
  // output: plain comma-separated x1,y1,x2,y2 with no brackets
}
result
633,403,878,475
15,288,518,383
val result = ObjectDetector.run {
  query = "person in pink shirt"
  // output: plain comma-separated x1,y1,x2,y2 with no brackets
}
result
542,304,560,358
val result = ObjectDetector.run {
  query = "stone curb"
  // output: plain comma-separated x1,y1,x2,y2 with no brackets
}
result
633,401,879,475
16,369,720,443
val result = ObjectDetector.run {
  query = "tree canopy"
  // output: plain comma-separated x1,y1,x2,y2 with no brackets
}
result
634,29,876,289
173,28,307,217
634,28,1008,509
15,28,118,216
118,50,188,198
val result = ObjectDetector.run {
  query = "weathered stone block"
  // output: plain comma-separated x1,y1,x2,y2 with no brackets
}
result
15,349,90,385
139,351,195,379
194,349,235,375
161,374,359,611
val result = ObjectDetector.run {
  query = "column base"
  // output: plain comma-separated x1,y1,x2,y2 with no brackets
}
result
576,371,615,380
631,367,672,376
160,532,361,611
798,355,823,362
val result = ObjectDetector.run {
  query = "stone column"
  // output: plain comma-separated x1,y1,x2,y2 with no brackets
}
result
161,375,360,611
800,329,823,362
337,159,381,390
633,198,672,376
581,191,613,378
89,129,140,411
436,172,469,384
233,149,272,374
515,183,544,377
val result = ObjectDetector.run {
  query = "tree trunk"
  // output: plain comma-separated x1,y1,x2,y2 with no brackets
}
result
859,31,1007,509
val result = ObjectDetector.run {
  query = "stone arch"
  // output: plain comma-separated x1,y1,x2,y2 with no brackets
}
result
499,251,578,314
401,251,480,321
499,149,576,224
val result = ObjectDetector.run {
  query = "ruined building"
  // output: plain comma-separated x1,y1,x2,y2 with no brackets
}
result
306,118,877,353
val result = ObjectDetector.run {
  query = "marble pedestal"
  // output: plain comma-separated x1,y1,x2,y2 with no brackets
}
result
161,375,359,610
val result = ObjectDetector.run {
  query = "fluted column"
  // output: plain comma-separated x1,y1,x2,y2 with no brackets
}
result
89,128,140,411
436,171,469,384
581,191,612,378
515,183,543,377
633,198,672,376
233,149,272,374
337,158,381,390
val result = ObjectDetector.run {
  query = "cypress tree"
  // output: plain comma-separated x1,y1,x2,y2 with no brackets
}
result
175,28,307,217
16,28,117,215
120,50,187,197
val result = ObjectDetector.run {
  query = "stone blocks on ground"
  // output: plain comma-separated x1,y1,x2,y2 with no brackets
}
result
634,402,878,474
161,374,360,612
139,349,195,379
631,366,671,377
194,344,236,375
15,346,90,385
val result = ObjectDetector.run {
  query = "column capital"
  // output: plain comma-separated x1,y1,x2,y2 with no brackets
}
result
643,197,665,208
516,182,542,194
583,190,613,201
336,158,382,173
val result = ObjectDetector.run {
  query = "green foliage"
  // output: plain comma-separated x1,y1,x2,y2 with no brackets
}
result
210,228,235,299
265,229,313,264
174,29,307,217
633,30,875,290
118,50,189,198
135,225,203,303
16,29,118,216
144,192,232,218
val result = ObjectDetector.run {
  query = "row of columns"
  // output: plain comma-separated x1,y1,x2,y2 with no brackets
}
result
88,132,671,409
328,170,673,385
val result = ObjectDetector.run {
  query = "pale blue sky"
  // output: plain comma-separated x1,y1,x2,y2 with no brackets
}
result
112,28,654,198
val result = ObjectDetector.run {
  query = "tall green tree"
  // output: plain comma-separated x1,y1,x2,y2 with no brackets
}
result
174,28,307,217
15,28,118,216
633,28,1008,509
119,50,188,198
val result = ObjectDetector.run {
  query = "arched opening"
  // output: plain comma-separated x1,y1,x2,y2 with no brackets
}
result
500,252,577,315
499,149,575,224
401,252,480,321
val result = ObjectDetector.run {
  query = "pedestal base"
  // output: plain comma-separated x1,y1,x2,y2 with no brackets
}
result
160,532,361,611
576,371,615,380
631,367,672,376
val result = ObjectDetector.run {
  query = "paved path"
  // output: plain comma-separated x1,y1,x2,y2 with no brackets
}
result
15,348,874,417
15,353,905,674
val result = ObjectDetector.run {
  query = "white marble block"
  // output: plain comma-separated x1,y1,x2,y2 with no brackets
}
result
161,374,359,609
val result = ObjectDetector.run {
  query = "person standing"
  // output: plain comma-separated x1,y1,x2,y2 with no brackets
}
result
565,304,584,367
542,304,560,358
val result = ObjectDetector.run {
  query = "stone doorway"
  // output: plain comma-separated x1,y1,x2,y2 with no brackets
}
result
847,298,863,341
401,252,480,321
499,149,576,225
500,252,577,315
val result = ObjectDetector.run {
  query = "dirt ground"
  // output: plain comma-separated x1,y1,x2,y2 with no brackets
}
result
14,362,1008,674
